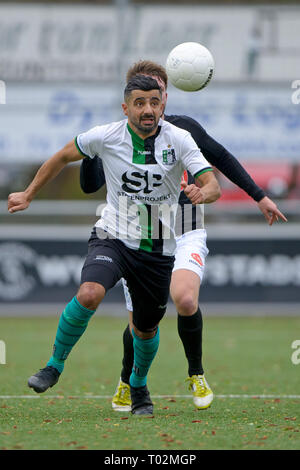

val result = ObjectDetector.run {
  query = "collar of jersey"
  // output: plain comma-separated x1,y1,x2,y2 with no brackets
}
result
127,123,161,145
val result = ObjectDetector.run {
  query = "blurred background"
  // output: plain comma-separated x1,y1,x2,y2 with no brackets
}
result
0,0,299,315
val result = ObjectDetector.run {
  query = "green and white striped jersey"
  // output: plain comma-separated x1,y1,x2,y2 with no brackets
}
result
76,118,212,256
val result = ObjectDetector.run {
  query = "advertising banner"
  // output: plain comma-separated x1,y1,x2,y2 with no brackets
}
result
0,225,299,310
0,4,299,83
0,5,120,82
0,83,299,163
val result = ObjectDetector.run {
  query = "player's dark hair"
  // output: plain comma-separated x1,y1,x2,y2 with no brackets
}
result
124,75,162,101
126,60,168,88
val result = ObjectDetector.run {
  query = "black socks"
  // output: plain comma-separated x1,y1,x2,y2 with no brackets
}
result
120,324,134,384
177,307,204,376
120,307,204,383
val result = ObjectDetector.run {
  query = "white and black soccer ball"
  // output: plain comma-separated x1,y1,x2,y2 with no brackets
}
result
166,42,214,92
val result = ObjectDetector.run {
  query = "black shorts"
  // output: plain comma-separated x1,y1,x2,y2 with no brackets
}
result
81,231,174,332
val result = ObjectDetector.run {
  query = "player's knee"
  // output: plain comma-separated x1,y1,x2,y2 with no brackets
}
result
174,293,198,316
132,324,158,339
77,282,105,310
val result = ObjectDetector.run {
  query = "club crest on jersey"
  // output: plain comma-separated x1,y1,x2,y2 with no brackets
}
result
162,148,176,165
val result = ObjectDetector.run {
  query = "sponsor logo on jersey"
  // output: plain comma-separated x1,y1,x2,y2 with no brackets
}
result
121,170,163,194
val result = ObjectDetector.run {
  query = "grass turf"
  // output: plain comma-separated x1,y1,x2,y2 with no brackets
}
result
0,315,299,450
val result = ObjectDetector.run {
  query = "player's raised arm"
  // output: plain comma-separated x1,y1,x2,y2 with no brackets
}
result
8,139,83,214
182,170,221,205
174,116,287,225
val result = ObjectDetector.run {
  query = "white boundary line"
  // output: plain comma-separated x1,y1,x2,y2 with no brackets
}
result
0,394,300,399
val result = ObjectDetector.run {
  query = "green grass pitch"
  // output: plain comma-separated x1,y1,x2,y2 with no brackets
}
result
0,314,299,450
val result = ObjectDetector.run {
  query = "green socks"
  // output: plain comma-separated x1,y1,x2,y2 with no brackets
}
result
47,296,95,373
47,295,159,389
129,328,160,388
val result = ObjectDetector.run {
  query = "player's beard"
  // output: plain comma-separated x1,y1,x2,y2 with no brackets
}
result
134,113,159,136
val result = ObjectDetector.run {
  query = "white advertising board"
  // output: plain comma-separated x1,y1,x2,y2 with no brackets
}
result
0,83,299,163
0,4,299,83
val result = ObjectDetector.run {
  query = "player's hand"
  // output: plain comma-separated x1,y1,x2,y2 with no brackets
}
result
7,192,31,214
257,196,288,226
182,181,206,204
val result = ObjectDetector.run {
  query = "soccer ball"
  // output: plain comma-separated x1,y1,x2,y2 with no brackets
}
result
166,42,214,92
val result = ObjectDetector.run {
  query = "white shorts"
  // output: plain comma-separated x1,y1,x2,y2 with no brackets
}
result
122,229,209,312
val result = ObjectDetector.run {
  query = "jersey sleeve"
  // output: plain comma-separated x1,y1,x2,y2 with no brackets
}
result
172,115,265,202
80,156,106,193
75,125,106,159
180,132,213,178
200,131,266,202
